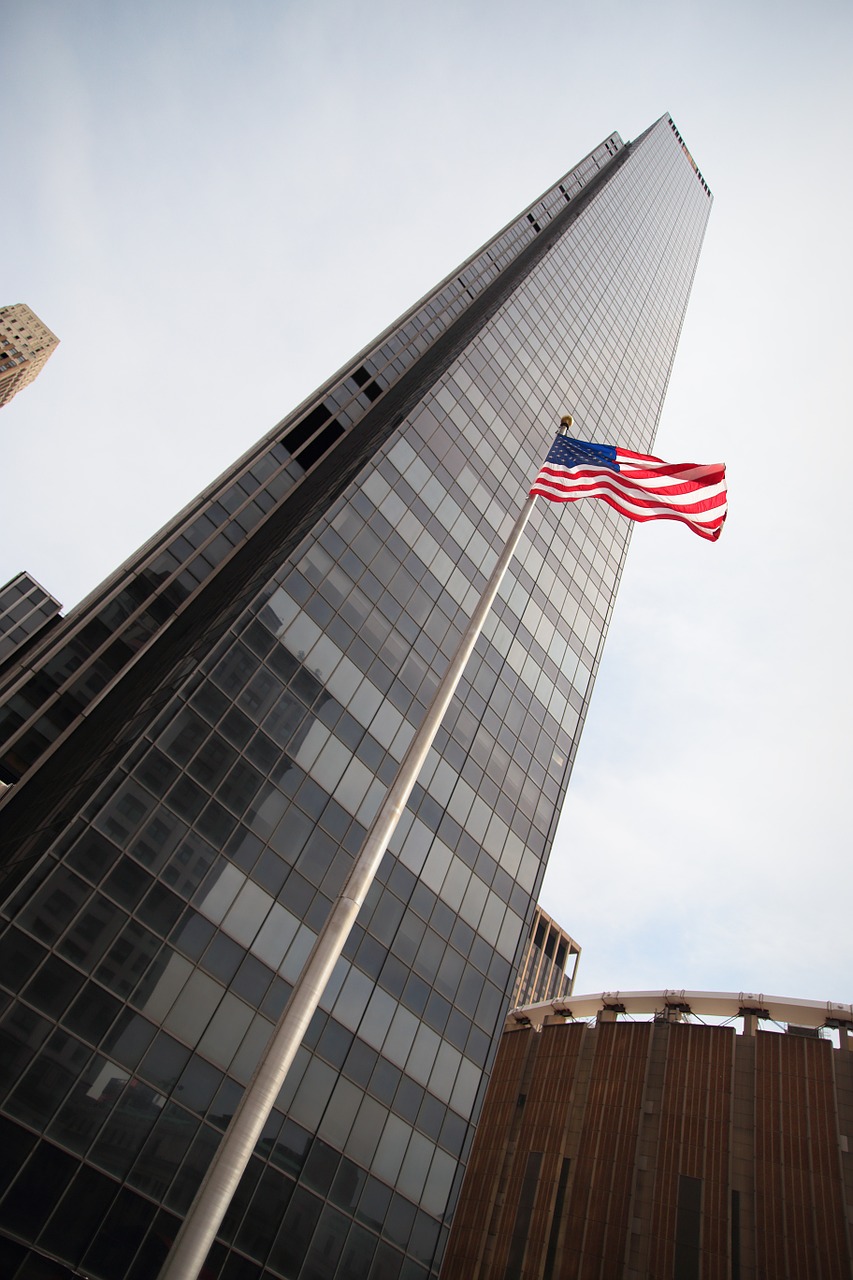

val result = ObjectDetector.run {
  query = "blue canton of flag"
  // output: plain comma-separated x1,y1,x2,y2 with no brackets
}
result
544,436,620,472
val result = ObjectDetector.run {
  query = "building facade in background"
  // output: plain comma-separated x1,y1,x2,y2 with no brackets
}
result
0,114,711,1280
443,992,853,1280
511,904,580,1007
0,573,63,667
0,304,59,409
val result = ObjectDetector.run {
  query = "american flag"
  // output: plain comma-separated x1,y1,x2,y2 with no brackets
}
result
529,435,727,541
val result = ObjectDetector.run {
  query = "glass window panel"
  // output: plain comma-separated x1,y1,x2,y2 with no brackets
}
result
164,1124,221,1214
210,1077,243,1130
22,953,85,1018
80,1185,156,1277
101,1010,157,1069
430,1041,463,1105
126,1207,185,1280
87,1077,163,1177
196,992,254,1069
139,1032,192,1096
194,860,245,923
200,932,243,983
316,1018,353,1070
369,1057,400,1107
65,830,122,883
269,1116,311,1178
449,1055,480,1117
382,1005,419,1069
96,921,162,999
166,1057,220,1122
384,1193,418,1250
317,1075,361,1148
131,811,189,874
229,1014,272,1085
160,968,222,1045
252,848,288,896
393,1076,424,1127
421,1146,456,1217
231,953,273,1004
243,903,294,973
46,1052,130,1154
299,1203,350,1280
368,1240,403,1280
16,869,90,945
371,1112,411,1185
0,929,47,995
438,1107,467,1157
222,880,274,948
0,1142,79,1243
235,1165,294,1263
137,882,185,934
39,1162,120,1266
289,1057,338,1131
3,1025,83,1129
359,986,396,1052
344,1094,387,1167
59,894,129,970
132,950,192,1021
62,982,122,1046
268,1186,323,1277
337,1221,378,1280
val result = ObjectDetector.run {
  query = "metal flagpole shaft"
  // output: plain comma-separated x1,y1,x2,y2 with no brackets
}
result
158,492,539,1280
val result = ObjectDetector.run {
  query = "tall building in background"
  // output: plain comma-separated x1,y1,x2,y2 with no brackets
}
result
0,114,711,1280
0,304,59,408
443,992,853,1280
511,905,580,1007
0,573,63,667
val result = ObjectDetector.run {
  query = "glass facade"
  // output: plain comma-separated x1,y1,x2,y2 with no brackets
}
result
0,114,711,1280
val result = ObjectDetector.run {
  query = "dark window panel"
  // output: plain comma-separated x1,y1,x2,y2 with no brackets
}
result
0,927,48,993
61,982,122,1046
164,1123,222,1214
267,1185,324,1274
0,1142,79,1242
125,1206,184,1280
234,1164,294,1263
81,1185,157,1278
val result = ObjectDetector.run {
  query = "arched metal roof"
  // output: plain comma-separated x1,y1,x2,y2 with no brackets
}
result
506,989,853,1031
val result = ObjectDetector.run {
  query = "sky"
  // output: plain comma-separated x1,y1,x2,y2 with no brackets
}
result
3,0,853,1007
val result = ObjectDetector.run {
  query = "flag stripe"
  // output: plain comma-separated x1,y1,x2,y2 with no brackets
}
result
532,472,727,511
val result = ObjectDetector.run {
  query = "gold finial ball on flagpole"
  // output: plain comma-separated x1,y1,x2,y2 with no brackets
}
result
560,413,574,431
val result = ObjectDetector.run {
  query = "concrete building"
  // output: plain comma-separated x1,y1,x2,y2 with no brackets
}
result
0,114,710,1279
0,305,59,409
443,991,853,1280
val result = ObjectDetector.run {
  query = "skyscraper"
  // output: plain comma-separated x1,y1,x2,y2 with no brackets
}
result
0,304,59,409
0,113,711,1280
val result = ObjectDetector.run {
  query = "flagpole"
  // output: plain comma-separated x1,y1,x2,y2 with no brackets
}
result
158,472,547,1280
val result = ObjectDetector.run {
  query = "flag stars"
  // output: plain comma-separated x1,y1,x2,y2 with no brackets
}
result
548,436,620,472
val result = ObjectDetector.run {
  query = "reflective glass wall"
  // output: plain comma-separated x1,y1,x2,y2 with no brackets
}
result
0,115,711,1280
